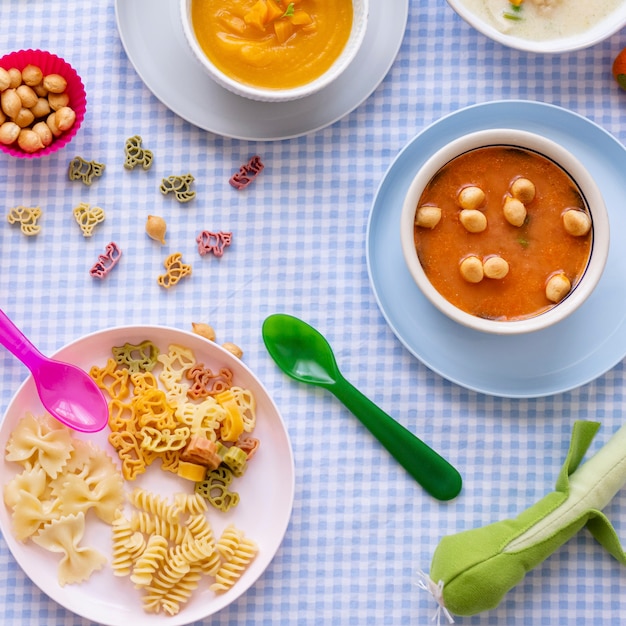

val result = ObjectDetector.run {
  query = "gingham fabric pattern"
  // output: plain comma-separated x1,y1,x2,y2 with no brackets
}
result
1,1,626,625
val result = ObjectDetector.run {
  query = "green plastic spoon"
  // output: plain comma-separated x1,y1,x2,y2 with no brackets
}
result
262,314,463,501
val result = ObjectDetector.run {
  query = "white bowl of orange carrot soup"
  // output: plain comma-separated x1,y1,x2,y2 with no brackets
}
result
400,129,610,335
180,0,368,102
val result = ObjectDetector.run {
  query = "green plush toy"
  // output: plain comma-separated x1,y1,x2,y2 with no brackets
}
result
419,420,626,622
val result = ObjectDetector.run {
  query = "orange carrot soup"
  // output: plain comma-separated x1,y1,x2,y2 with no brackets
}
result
190,0,354,90
413,146,593,321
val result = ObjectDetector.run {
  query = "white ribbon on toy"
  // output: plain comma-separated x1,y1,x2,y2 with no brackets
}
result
416,570,455,625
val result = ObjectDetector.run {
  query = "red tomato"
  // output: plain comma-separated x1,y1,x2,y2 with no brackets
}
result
612,47,626,91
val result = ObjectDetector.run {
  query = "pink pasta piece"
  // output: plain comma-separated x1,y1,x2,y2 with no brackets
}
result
196,231,232,257
89,242,122,279
229,155,264,190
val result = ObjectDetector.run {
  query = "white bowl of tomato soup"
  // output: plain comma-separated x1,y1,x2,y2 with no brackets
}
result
180,0,368,102
446,0,626,53
400,129,610,335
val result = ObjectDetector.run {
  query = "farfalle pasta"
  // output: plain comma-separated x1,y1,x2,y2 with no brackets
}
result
4,413,125,582
32,512,107,586
5,412,73,478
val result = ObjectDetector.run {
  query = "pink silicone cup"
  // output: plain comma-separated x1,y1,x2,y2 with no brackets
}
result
0,49,87,159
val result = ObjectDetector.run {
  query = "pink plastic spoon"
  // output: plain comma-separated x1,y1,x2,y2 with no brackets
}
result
0,309,108,432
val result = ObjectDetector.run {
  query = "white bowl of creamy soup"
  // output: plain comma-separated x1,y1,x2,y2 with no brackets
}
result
447,0,626,52
180,0,368,102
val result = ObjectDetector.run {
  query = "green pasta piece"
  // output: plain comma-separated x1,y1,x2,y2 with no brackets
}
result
222,446,247,477
159,174,196,203
195,467,239,512
112,340,160,373
68,156,105,185
123,135,153,171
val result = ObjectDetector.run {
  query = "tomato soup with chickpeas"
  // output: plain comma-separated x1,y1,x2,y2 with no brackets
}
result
413,146,593,321
190,0,354,90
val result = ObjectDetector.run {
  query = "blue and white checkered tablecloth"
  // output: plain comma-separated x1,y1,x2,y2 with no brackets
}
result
1,1,626,624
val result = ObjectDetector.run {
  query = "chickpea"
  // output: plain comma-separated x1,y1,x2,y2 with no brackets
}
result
222,342,244,359
16,84,38,109
0,64,76,153
21,64,43,87
415,205,442,229
1,88,22,119
32,121,53,147
459,208,487,233
483,255,509,279
146,215,167,244
46,111,62,137
0,121,20,145
0,67,10,91
458,186,485,210
47,91,70,111
43,73,67,94
192,322,216,342
459,255,484,283
545,273,571,303
503,196,527,227
17,128,44,153
510,177,535,204
7,67,22,88
562,209,591,237
33,82,48,97
54,106,75,132
29,97,51,119
13,108,35,129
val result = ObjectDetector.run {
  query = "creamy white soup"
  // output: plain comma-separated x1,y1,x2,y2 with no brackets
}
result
459,0,623,40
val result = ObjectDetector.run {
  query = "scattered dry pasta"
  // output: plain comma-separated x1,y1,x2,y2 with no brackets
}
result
73,202,105,237
7,205,42,236
157,253,192,289
68,156,105,185
124,135,153,171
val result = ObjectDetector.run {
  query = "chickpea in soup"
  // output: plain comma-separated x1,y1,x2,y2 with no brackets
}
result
412,146,593,322
190,0,353,90
460,0,623,41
